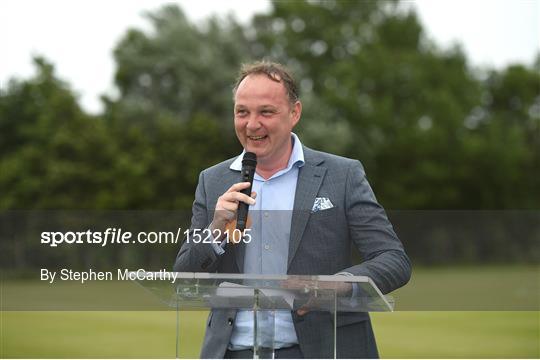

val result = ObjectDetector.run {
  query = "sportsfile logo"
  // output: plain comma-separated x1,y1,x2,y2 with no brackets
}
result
40,228,183,247
40,227,252,247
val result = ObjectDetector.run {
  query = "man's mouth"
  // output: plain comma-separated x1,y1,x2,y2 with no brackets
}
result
247,135,268,141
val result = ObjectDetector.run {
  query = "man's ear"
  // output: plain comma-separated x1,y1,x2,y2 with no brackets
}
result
291,101,302,127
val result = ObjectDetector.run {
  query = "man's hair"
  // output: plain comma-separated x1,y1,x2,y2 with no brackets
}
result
232,61,299,104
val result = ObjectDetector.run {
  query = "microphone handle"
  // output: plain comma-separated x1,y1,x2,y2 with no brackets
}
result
236,167,255,231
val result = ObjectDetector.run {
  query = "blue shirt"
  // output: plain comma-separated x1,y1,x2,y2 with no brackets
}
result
216,133,305,350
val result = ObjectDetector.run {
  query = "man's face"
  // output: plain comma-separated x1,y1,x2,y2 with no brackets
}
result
234,74,301,168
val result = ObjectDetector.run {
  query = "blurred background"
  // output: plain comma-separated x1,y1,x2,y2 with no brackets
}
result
1,0,539,358
1,0,539,212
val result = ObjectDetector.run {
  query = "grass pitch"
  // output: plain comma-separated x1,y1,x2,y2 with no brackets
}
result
1,266,538,358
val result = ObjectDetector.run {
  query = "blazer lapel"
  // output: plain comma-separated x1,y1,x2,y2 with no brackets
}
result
212,165,246,273
288,149,326,269
221,170,247,273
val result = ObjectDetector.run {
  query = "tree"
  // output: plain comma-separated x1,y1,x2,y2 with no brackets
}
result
1,2,538,268
103,5,253,209
0,57,117,209
248,0,539,209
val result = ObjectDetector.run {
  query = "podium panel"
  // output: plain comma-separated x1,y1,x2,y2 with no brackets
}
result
133,272,393,359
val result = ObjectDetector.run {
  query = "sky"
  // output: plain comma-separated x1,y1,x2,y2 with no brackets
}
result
1,0,538,114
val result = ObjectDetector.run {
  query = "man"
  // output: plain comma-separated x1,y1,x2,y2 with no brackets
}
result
174,61,411,358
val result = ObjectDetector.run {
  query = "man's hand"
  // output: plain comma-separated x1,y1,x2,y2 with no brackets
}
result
210,182,256,242
281,278,353,316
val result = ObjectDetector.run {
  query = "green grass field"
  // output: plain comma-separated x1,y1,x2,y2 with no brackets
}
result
2,311,538,358
1,266,539,358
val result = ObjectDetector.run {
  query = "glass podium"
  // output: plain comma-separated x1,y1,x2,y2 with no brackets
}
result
133,272,393,359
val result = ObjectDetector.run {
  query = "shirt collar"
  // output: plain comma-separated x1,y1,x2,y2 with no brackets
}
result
230,133,305,172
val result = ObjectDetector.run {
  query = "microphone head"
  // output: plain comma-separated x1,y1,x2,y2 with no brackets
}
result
242,152,257,168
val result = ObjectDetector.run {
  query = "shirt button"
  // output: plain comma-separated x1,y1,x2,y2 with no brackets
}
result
264,244,270,250
264,212,269,217
227,318,234,326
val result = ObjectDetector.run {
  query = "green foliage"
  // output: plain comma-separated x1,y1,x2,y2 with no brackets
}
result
111,5,248,126
1,1,539,264
0,57,117,209
101,5,248,209
248,0,538,209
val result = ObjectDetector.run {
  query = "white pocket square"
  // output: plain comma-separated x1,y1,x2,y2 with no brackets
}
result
312,197,334,213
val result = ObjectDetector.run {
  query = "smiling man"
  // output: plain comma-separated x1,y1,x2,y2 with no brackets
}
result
174,61,411,359
233,68,301,180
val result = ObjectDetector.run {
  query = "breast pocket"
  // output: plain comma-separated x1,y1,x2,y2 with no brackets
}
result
311,206,339,219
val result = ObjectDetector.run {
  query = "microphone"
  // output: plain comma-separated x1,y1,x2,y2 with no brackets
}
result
236,152,257,232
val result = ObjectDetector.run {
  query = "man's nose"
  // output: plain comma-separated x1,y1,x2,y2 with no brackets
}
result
246,115,261,131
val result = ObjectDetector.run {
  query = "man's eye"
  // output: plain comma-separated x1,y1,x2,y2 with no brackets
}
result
261,110,274,116
236,110,248,116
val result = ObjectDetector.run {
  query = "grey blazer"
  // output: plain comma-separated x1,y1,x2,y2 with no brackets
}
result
174,146,411,358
